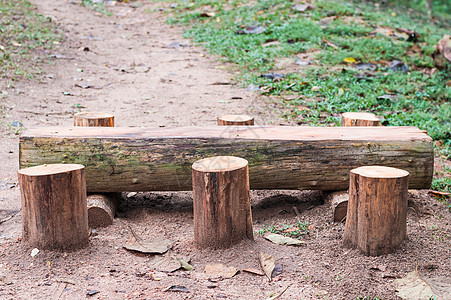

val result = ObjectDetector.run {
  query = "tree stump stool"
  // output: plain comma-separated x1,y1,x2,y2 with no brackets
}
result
74,111,118,228
18,164,89,250
192,156,253,249
343,166,409,256
341,112,380,127
74,111,114,127
217,115,254,126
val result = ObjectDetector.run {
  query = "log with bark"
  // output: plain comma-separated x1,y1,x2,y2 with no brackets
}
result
19,126,433,192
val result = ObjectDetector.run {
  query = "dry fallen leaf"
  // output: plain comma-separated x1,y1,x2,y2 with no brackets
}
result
243,268,265,276
124,228,172,254
147,256,181,273
394,268,451,300
205,264,238,279
263,232,306,246
258,252,275,281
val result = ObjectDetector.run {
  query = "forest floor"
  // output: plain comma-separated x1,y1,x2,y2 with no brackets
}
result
0,1,450,299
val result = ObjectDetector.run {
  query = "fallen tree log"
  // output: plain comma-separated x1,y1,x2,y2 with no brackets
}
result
19,126,433,192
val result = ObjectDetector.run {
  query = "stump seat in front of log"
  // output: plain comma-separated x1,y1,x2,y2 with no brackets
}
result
217,115,254,126
192,156,253,249
18,164,89,250
343,166,409,256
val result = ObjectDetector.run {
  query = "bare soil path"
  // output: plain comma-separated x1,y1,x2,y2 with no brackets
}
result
0,1,450,300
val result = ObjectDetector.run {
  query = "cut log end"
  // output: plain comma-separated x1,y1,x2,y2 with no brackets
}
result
74,111,114,127
217,115,254,126
18,164,85,176
192,156,248,173
351,165,409,179
87,193,118,228
341,112,380,127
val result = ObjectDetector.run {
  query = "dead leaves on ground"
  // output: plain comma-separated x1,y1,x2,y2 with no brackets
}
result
394,267,451,300
258,252,275,281
123,227,172,254
205,263,239,279
147,254,193,273
263,232,306,246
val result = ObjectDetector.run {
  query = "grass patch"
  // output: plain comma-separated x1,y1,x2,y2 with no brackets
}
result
165,0,451,193
81,0,112,16
0,0,61,82
256,221,310,239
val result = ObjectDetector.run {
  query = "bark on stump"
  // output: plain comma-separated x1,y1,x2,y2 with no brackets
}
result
18,164,89,250
87,193,119,228
217,115,254,126
192,156,253,249
341,112,380,127
74,111,114,127
343,166,409,256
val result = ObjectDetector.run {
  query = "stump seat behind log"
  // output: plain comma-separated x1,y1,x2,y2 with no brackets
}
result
192,156,253,249
74,111,118,228
341,112,380,127
217,115,254,126
343,166,409,256
74,111,114,127
18,164,89,250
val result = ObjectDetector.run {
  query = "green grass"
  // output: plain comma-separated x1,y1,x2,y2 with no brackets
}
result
0,0,61,82
165,0,451,193
256,221,310,239
81,0,112,16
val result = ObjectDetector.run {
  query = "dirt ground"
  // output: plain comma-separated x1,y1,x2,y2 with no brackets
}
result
0,1,450,299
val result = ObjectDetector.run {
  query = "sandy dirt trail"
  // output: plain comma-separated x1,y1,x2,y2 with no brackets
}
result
0,0,278,243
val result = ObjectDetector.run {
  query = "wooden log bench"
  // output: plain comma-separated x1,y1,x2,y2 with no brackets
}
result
19,126,433,192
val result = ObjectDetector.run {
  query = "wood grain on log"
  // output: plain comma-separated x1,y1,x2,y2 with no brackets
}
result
341,112,380,127
192,156,253,248
74,111,114,127
18,164,89,250
217,115,254,126
87,193,118,228
19,126,433,192
343,166,409,256
326,191,349,223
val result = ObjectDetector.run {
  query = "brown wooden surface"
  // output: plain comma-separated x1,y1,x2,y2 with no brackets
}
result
18,164,89,250
341,112,380,127
217,115,254,126
192,156,253,248
326,191,349,223
19,126,433,192
343,166,409,256
74,111,114,127
87,193,118,228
